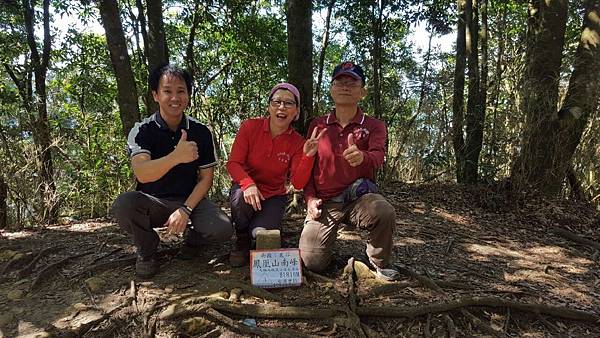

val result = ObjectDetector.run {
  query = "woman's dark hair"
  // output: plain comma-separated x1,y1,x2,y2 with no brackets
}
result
148,63,193,94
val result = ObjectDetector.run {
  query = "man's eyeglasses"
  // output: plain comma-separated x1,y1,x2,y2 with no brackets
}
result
270,100,297,108
332,80,362,88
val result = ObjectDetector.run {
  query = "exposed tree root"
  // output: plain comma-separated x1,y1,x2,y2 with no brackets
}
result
444,314,457,338
395,264,506,337
17,244,63,277
205,299,343,319
303,268,336,284
361,322,382,338
30,250,94,291
143,301,163,338
159,294,231,320
424,313,432,338
90,247,122,265
197,277,282,302
345,257,367,338
72,247,179,278
459,307,507,337
551,227,600,251
364,279,470,298
156,295,599,323
48,297,134,337
1,251,34,279
354,297,599,322
203,307,317,338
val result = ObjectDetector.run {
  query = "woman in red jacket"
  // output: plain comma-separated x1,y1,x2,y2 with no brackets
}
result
226,83,325,267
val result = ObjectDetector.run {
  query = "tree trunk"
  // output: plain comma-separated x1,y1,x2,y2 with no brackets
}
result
287,0,313,134
416,32,434,118
554,1,600,193
0,176,7,229
131,0,150,114
452,0,467,182
23,0,58,224
371,1,384,119
185,1,203,80
315,0,335,115
463,0,482,184
510,0,569,195
488,1,507,164
135,0,150,64
146,0,169,114
98,0,141,136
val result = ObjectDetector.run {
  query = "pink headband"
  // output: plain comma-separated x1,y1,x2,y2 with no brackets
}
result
269,83,301,121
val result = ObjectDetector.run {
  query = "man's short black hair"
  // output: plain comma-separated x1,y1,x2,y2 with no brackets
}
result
149,63,193,94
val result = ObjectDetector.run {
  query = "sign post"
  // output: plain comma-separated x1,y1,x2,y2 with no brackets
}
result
250,248,302,288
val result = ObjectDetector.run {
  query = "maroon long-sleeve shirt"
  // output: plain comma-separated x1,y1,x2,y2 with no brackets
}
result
304,108,387,202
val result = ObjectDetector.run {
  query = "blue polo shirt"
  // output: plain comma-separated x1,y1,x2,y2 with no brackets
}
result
126,112,218,198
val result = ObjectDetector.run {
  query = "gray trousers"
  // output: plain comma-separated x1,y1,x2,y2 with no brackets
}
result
299,193,395,272
112,191,233,258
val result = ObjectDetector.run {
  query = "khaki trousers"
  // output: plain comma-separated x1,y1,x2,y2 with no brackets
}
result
299,193,395,272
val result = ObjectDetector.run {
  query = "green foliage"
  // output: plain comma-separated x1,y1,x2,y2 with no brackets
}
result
1,0,600,226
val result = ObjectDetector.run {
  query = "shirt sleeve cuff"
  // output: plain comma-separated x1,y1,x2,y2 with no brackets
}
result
240,178,255,190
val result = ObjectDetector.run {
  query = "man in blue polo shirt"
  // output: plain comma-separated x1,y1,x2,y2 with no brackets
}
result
112,64,232,278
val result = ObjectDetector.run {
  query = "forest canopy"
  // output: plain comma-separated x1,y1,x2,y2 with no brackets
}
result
1,0,599,227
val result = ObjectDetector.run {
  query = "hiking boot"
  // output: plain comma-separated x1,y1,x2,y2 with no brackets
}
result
176,243,201,260
229,232,251,267
136,254,158,278
369,257,400,281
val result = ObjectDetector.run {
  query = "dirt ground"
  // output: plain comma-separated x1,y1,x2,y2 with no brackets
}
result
1,182,599,337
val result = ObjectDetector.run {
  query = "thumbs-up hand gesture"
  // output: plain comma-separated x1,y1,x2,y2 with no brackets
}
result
173,130,199,164
342,133,364,167
303,127,327,157
306,197,323,220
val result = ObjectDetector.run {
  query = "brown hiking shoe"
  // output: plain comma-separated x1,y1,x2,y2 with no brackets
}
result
229,232,250,267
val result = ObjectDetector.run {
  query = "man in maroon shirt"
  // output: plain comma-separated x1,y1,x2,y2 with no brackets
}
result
299,61,399,281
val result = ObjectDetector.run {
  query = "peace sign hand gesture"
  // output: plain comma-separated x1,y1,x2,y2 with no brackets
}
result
303,127,327,157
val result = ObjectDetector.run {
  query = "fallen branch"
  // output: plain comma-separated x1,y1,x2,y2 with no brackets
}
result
551,227,600,251
30,250,94,291
17,244,63,277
